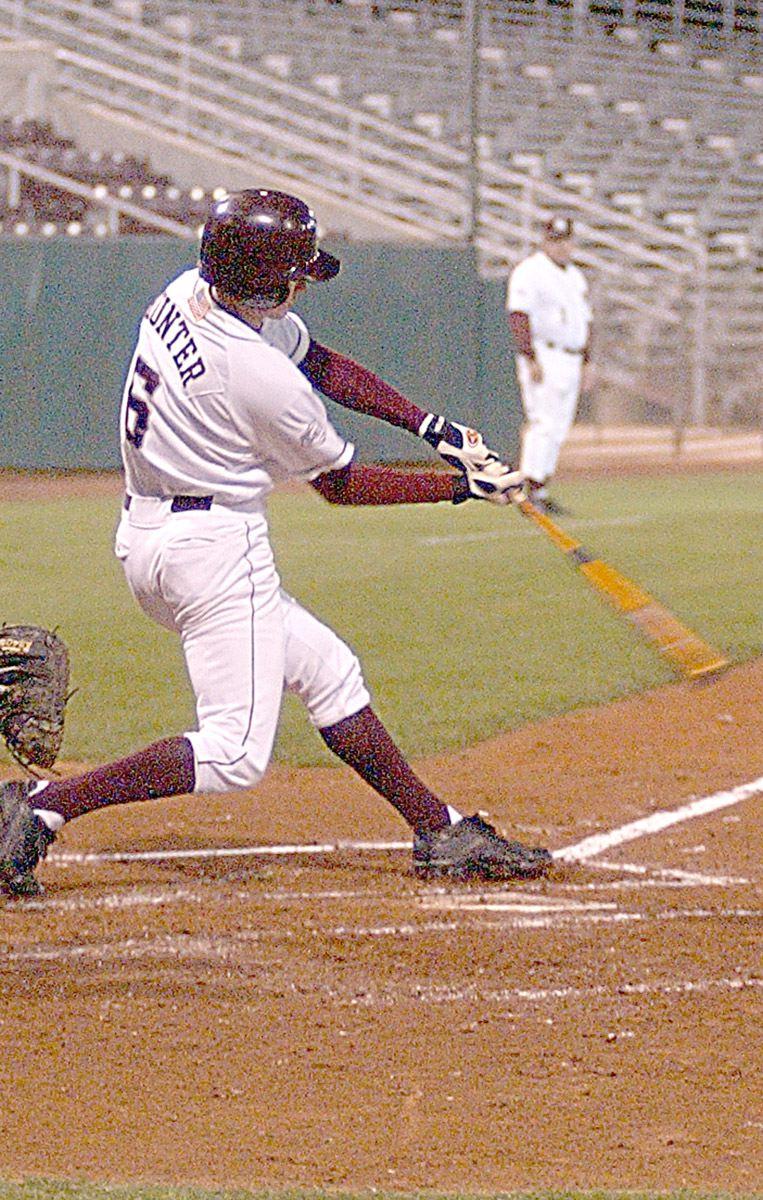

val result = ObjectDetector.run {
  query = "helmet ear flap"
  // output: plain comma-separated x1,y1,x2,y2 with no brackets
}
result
235,278,292,309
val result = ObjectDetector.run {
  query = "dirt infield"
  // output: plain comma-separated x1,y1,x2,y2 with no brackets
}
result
1,442,761,1194
1,657,761,1194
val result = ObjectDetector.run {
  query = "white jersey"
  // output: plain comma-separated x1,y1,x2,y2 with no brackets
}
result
507,251,591,353
119,267,354,508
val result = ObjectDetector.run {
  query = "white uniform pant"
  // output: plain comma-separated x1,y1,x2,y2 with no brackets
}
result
516,344,582,484
115,498,370,794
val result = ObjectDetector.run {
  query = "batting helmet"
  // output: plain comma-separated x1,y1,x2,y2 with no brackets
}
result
199,189,340,306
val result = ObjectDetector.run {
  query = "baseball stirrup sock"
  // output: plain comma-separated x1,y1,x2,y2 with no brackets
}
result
320,706,453,834
29,736,196,823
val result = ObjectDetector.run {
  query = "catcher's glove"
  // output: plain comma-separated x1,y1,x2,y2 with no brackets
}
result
0,625,70,773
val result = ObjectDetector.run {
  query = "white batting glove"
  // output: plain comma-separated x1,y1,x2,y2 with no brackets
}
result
453,459,525,505
419,413,500,474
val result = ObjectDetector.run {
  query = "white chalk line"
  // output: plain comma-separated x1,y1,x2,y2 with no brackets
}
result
13,885,397,916
45,774,763,877
2,883,658,919
11,886,758,925
578,859,751,886
420,900,763,924
561,858,752,885
559,873,751,891
2,909,761,969
4,777,758,1008
404,975,763,1006
420,513,648,547
51,839,412,865
10,867,749,923
554,775,763,862
17,886,621,918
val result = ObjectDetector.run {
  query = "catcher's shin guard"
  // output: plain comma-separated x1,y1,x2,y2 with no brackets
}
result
0,781,56,897
413,813,552,881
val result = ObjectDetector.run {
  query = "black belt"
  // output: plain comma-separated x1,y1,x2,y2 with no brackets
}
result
124,495,214,512
540,340,583,355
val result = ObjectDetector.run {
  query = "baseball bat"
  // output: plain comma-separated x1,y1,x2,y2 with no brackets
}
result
509,492,729,680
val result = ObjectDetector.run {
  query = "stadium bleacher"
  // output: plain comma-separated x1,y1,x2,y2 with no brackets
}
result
0,114,218,234
0,0,760,423
1,3,759,241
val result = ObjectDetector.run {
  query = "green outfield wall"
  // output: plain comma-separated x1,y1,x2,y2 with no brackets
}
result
0,238,521,469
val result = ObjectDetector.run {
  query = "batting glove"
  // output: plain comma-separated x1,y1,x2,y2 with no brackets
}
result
452,459,525,505
419,414,501,474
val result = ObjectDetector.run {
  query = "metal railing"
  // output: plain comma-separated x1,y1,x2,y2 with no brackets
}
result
0,0,471,237
0,148,197,234
0,0,759,424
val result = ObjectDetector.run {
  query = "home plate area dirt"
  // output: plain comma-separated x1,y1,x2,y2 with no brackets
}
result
1,657,761,1194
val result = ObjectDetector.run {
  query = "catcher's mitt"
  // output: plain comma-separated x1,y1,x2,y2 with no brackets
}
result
0,625,70,772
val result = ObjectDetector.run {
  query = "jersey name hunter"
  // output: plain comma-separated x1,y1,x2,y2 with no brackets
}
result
145,293,206,385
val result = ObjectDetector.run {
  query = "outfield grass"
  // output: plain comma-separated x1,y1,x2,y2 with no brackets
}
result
2,470,760,766
1,1186,761,1200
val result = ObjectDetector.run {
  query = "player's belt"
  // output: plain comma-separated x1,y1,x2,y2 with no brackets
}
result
169,495,214,512
124,494,214,512
539,340,583,355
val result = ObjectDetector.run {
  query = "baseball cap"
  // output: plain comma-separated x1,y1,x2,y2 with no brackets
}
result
543,215,574,239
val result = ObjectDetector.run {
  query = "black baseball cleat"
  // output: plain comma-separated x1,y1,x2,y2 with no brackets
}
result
0,780,56,898
413,814,553,881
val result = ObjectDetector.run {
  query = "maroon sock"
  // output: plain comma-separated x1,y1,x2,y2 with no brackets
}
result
319,706,450,835
35,736,196,823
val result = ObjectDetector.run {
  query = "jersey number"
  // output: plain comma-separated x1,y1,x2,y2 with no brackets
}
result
124,357,160,448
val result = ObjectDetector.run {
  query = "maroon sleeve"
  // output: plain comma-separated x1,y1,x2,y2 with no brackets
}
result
508,310,535,358
300,340,429,434
311,462,458,506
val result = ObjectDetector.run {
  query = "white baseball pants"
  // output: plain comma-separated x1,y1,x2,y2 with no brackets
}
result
115,498,370,793
516,344,582,484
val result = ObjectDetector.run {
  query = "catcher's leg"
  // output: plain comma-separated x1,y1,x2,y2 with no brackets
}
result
0,780,56,897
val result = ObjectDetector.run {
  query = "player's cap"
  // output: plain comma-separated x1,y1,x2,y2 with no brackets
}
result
543,215,574,240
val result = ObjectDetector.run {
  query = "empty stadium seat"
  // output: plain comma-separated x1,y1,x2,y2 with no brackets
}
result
0,0,759,424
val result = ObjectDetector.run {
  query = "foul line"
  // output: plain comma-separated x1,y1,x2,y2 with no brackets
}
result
554,775,763,862
47,775,763,872
420,513,648,547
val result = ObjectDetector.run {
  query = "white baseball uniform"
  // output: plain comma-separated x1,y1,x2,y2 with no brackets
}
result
115,267,370,794
507,250,591,486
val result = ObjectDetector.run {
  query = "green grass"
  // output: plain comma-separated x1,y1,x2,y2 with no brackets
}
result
1,470,760,766
0,1186,760,1200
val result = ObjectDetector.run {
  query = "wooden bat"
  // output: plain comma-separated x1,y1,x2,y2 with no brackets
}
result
510,492,729,681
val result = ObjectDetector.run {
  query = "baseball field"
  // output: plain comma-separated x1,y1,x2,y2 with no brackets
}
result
1,451,762,1199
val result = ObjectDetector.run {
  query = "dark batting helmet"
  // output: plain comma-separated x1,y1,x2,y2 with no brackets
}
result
199,188,340,306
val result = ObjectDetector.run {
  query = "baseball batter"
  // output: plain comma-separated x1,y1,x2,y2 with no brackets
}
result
0,189,552,896
507,215,592,514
